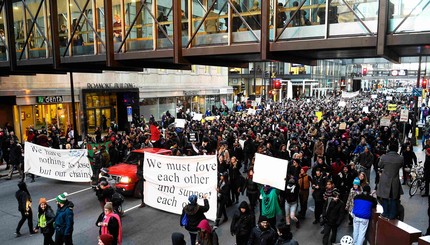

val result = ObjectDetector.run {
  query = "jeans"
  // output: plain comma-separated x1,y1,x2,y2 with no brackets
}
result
381,198,397,219
299,189,309,217
353,216,369,245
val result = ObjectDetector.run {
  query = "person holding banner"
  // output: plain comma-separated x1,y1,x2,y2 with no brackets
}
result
180,194,209,245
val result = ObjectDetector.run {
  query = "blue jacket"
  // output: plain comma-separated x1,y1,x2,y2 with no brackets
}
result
55,201,74,236
352,194,377,220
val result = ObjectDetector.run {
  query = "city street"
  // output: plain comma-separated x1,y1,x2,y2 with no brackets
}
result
0,144,428,245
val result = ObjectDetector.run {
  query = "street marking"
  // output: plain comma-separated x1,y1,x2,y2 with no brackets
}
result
47,187,93,202
124,204,141,213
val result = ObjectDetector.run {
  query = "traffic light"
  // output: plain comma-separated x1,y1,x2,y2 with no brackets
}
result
423,79,428,88
273,79,281,89
362,68,367,76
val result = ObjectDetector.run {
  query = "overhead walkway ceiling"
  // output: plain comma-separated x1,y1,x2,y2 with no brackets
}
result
0,0,428,76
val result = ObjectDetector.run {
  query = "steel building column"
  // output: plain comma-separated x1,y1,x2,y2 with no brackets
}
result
104,0,116,67
4,0,16,71
260,0,270,60
70,72,79,148
173,0,183,64
49,0,61,69
377,0,399,63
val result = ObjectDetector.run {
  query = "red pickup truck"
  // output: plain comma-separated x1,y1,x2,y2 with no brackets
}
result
107,148,172,197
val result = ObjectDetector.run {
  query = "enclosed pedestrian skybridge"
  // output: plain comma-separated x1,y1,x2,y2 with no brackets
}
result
0,0,429,75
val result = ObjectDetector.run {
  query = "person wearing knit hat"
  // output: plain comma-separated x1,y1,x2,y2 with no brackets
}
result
34,197,55,244
248,216,277,244
322,187,345,245
54,192,74,245
345,178,362,225
56,192,68,204
180,194,209,245
98,234,114,245
96,202,122,245
353,177,360,186
196,219,218,245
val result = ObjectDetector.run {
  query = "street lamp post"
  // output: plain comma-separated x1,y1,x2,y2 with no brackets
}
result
412,56,422,146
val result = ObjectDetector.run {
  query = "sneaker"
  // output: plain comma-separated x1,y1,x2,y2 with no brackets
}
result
139,203,146,208
15,232,22,238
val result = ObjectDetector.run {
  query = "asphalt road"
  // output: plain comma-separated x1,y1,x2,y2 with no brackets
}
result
0,145,428,245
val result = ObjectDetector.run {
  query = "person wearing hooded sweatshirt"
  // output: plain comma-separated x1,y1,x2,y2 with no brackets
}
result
196,219,219,245
284,178,300,229
230,201,255,245
180,194,209,245
171,232,186,245
34,198,55,245
352,185,377,245
96,202,122,245
54,192,74,245
260,185,282,229
15,181,35,237
275,222,299,245
248,215,278,245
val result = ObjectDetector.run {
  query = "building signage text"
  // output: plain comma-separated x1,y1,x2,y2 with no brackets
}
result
87,83,135,89
37,96,63,104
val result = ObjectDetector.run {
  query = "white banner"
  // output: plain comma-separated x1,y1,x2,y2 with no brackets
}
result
143,153,217,221
175,119,187,128
253,153,288,191
341,91,359,99
24,142,92,182
192,113,203,121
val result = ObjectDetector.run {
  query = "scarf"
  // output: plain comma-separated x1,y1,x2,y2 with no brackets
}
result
101,212,122,245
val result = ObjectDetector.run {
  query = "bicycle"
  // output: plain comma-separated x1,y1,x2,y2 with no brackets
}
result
409,165,425,197
406,161,423,187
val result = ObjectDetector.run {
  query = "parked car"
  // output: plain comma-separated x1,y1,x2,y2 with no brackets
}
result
107,148,172,197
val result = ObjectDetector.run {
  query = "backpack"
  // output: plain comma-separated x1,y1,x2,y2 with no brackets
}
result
111,192,124,206
181,213,188,227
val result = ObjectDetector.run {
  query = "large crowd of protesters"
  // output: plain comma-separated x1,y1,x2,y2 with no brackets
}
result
4,90,430,244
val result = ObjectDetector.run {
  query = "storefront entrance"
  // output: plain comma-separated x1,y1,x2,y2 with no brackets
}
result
82,89,139,134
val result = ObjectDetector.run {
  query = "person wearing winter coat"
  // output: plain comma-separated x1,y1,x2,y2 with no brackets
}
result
321,190,345,245
401,145,417,185
7,139,23,180
54,192,74,245
96,202,122,245
196,219,219,245
215,172,231,226
376,143,403,219
298,166,312,219
248,216,278,245
352,185,377,245
243,168,259,213
311,168,326,224
284,178,300,228
274,222,299,245
34,198,55,245
230,201,255,245
180,194,209,245
15,181,35,237
345,178,362,225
